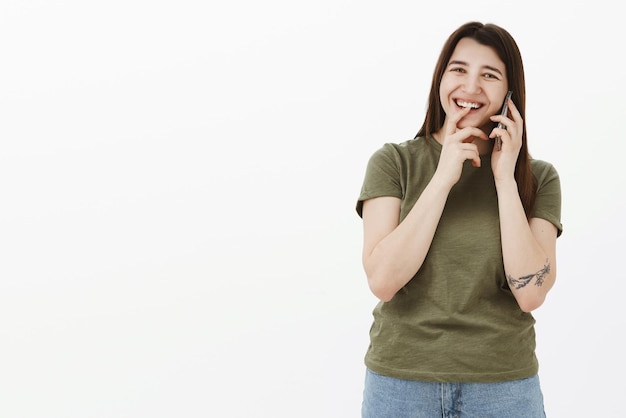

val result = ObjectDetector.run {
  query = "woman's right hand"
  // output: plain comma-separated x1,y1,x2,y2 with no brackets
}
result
434,107,488,187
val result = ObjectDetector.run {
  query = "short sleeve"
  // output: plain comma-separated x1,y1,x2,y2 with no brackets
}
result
531,160,563,237
356,144,403,218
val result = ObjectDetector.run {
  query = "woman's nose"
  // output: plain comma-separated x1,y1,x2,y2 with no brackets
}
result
462,77,481,94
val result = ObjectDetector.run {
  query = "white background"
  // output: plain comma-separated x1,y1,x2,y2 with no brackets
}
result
1,1,624,417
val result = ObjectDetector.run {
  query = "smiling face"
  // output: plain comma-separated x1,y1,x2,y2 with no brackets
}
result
439,37,509,132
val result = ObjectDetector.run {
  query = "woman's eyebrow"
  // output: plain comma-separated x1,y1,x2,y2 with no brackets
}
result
448,60,467,67
448,60,503,76
483,65,504,76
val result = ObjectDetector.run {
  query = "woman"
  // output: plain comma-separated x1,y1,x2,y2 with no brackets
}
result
356,22,562,417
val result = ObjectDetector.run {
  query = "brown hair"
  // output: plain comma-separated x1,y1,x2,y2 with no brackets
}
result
415,22,537,216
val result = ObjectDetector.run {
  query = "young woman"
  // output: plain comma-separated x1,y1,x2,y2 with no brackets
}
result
356,22,562,417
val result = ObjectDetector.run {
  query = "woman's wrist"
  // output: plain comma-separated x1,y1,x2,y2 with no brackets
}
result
494,177,518,192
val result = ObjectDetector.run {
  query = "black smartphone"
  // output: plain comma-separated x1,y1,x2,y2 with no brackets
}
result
494,90,513,151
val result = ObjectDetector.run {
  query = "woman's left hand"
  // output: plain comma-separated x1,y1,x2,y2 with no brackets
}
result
489,97,523,181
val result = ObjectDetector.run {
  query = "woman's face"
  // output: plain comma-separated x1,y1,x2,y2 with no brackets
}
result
439,37,509,132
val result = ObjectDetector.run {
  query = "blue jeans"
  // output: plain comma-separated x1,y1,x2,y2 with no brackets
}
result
362,368,546,418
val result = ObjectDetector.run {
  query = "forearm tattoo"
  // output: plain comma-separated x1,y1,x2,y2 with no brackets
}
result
507,259,551,289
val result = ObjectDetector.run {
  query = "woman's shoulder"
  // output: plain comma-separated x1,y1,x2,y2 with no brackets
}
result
372,136,437,159
530,158,559,177
530,158,561,191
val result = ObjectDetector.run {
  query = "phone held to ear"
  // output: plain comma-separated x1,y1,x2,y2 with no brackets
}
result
494,90,513,151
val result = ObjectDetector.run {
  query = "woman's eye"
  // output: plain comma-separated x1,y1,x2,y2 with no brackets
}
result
484,73,499,80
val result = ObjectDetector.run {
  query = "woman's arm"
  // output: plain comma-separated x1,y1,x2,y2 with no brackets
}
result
490,99,558,312
361,177,451,302
496,179,557,312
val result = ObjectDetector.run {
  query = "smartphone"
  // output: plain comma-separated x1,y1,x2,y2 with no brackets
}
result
494,90,513,151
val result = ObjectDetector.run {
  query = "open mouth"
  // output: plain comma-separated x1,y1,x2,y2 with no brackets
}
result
455,99,482,110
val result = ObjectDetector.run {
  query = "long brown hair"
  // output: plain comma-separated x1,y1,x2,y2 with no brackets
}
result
415,22,537,216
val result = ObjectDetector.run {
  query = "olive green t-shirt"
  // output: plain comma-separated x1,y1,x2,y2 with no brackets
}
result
356,136,562,383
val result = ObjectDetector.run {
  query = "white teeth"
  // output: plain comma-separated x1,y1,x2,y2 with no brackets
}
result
456,100,481,109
